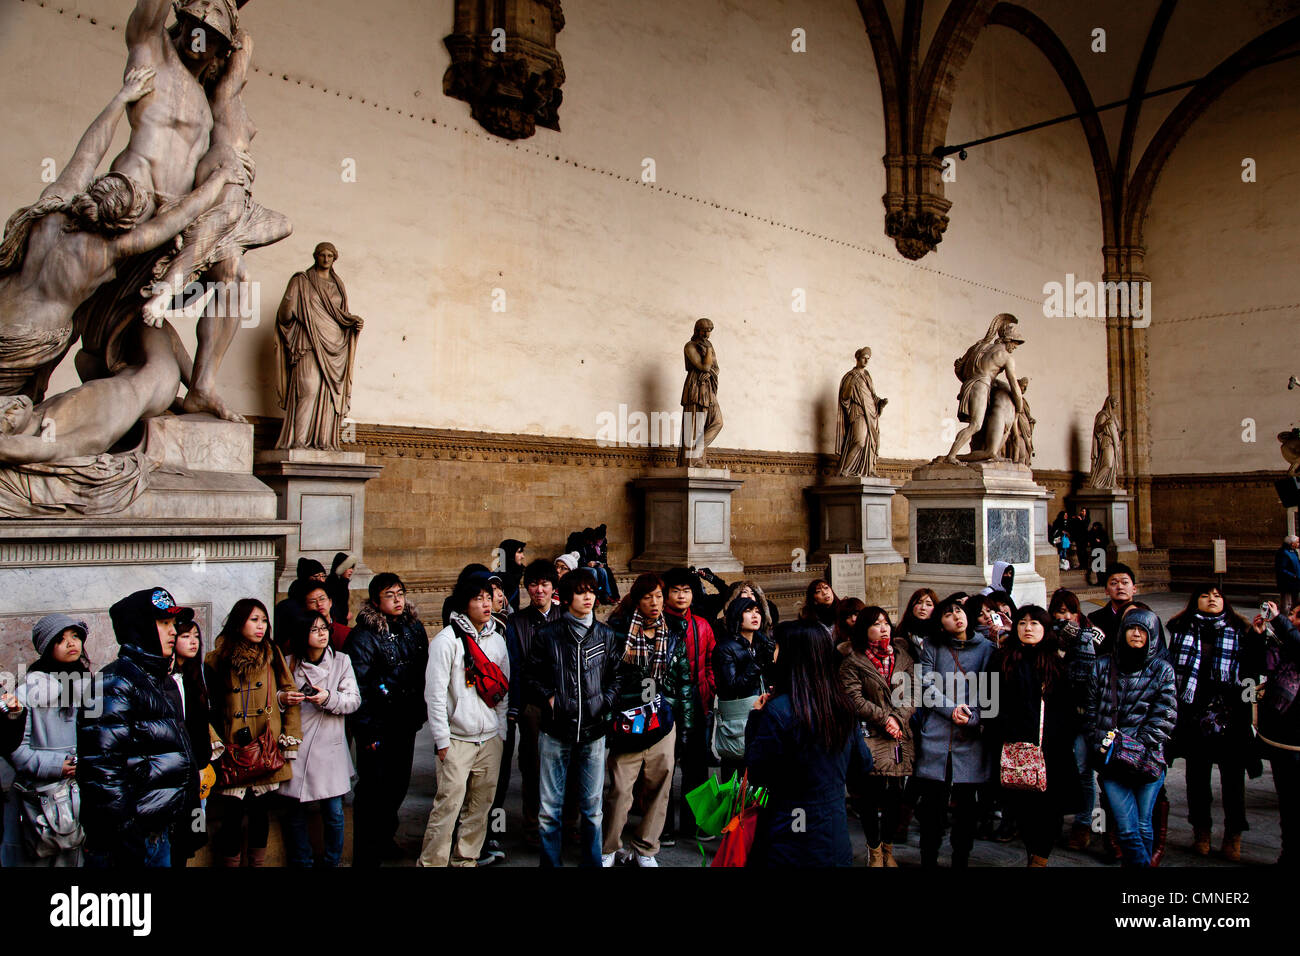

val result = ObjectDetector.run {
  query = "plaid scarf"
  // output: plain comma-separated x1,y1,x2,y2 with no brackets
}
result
1169,612,1239,704
623,610,670,681
865,639,894,681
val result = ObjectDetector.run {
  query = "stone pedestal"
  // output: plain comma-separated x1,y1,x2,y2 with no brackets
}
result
895,459,1051,611
1033,493,1061,595
806,476,906,607
1070,486,1138,572
0,415,293,675
630,468,743,573
254,448,383,597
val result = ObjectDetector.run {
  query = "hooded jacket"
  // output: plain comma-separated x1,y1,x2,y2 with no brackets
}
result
344,601,429,743
76,611,197,861
913,631,996,784
498,539,526,610
982,560,1016,597
1083,609,1177,770
425,613,510,749
326,552,353,625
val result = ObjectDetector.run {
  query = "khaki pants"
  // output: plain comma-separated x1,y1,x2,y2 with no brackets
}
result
602,728,676,857
418,736,503,867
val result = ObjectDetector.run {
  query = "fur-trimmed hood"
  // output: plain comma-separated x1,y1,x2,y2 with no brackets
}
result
355,600,421,637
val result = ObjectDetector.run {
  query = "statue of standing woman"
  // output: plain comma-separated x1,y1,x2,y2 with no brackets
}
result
1087,395,1124,488
677,318,723,466
274,243,364,450
835,347,887,477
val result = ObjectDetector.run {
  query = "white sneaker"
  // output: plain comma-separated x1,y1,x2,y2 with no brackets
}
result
601,851,618,867
635,854,659,867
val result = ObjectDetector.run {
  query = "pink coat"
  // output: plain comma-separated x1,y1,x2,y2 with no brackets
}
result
282,649,361,802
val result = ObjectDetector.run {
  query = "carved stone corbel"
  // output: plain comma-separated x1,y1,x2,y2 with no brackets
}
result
443,0,566,140
883,154,952,260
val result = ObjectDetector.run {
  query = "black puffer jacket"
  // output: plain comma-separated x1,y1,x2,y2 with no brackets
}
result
76,644,196,861
344,602,429,744
1057,619,1103,716
525,614,623,744
713,631,776,700
1083,629,1177,770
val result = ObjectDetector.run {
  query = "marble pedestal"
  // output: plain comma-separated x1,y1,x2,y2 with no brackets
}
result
895,459,1051,611
806,476,906,607
630,468,743,573
1070,486,1138,571
254,449,383,599
0,415,293,675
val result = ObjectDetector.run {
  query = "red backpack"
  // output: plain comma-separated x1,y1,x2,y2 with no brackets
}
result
453,619,509,707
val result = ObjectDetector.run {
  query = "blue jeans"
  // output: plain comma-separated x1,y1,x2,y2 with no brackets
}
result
590,565,613,599
1072,732,1097,827
538,731,605,867
283,796,346,867
1100,769,1166,867
85,829,171,868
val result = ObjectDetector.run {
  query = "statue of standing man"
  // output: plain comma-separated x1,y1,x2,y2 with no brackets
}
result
943,313,1026,464
677,318,723,467
836,347,887,477
1087,395,1124,488
274,243,363,450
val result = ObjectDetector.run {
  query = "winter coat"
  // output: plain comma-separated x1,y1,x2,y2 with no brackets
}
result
1083,642,1177,772
282,648,361,802
344,602,430,744
666,608,717,717
991,653,1080,809
839,639,916,777
713,631,775,700
913,633,996,784
1166,612,1258,765
1256,614,1300,750
1058,620,1104,717
606,614,697,750
505,603,561,719
205,641,302,791
77,644,197,860
1277,546,1300,593
525,614,623,745
744,693,871,867
425,615,510,750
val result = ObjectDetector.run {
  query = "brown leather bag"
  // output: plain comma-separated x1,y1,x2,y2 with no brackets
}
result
218,667,286,786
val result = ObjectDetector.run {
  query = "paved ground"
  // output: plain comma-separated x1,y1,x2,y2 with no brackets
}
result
374,592,1284,867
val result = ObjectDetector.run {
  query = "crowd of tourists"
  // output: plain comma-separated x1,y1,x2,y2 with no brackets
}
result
3,543,1298,869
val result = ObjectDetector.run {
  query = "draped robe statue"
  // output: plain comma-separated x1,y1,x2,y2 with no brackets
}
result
274,243,363,450
1087,395,1124,488
835,347,887,477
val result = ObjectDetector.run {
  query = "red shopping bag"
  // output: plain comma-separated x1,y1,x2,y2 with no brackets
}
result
710,770,761,867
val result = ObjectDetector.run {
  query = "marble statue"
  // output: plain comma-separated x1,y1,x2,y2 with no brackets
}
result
677,318,723,466
1004,376,1035,466
0,0,288,486
836,347,888,477
944,313,1026,464
274,244,364,450
1087,395,1124,488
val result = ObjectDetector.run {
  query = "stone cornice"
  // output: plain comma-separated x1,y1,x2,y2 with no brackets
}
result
1151,471,1283,490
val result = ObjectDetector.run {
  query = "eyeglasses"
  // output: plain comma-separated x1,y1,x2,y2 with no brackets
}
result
380,589,405,599
309,624,331,635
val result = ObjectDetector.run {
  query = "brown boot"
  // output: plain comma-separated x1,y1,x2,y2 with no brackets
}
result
1221,832,1242,863
881,844,898,867
221,854,243,867
1192,827,1212,856
1028,854,1049,867
1066,823,1091,851
248,847,267,868
867,844,885,867
1103,828,1123,862
1149,792,1171,867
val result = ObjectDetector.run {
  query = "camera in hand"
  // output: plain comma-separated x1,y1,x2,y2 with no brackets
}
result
300,682,319,697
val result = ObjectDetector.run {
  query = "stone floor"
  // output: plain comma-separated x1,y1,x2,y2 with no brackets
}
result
370,591,1284,868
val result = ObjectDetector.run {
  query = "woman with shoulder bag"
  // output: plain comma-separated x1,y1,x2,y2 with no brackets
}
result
994,605,1080,866
2,615,92,867
205,599,302,867
282,608,360,867
1083,608,1176,867
712,597,775,784
839,606,914,867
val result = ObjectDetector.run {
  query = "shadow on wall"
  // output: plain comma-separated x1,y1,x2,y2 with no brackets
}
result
1069,416,1085,475
812,382,832,460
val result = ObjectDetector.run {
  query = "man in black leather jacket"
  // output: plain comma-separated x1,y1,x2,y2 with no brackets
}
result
525,569,623,866
78,587,196,868
344,572,429,866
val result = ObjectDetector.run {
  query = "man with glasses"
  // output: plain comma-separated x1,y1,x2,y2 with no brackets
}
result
344,572,429,866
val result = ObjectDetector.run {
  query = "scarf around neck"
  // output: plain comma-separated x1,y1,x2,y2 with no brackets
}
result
623,610,670,681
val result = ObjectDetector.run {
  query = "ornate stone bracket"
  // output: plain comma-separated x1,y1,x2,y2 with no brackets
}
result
443,0,566,140
883,154,952,260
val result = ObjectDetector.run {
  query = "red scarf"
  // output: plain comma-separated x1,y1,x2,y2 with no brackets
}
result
865,639,894,680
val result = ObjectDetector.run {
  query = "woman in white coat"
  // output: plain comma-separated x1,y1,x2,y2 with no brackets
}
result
282,609,361,867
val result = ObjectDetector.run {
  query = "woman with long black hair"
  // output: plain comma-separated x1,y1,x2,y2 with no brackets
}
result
1166,584,1259,860
205,598,302,866
713,596,776,784
994,605,1080,865
744,621,870,867
798,579,839,635
168,610,213,866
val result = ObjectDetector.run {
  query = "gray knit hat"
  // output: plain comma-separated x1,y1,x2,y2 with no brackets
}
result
32,613,88,658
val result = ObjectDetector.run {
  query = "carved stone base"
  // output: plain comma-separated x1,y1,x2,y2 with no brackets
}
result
254,448,383,598
806,476,906,566
629,468,743,573
0,415,293,675
1069,486,1138,570
895,459,1051,611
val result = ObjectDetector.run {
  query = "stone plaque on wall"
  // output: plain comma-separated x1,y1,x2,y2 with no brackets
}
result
300,494,354,552
987,507,1030,564
916,508,976,565
830,553,868,603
